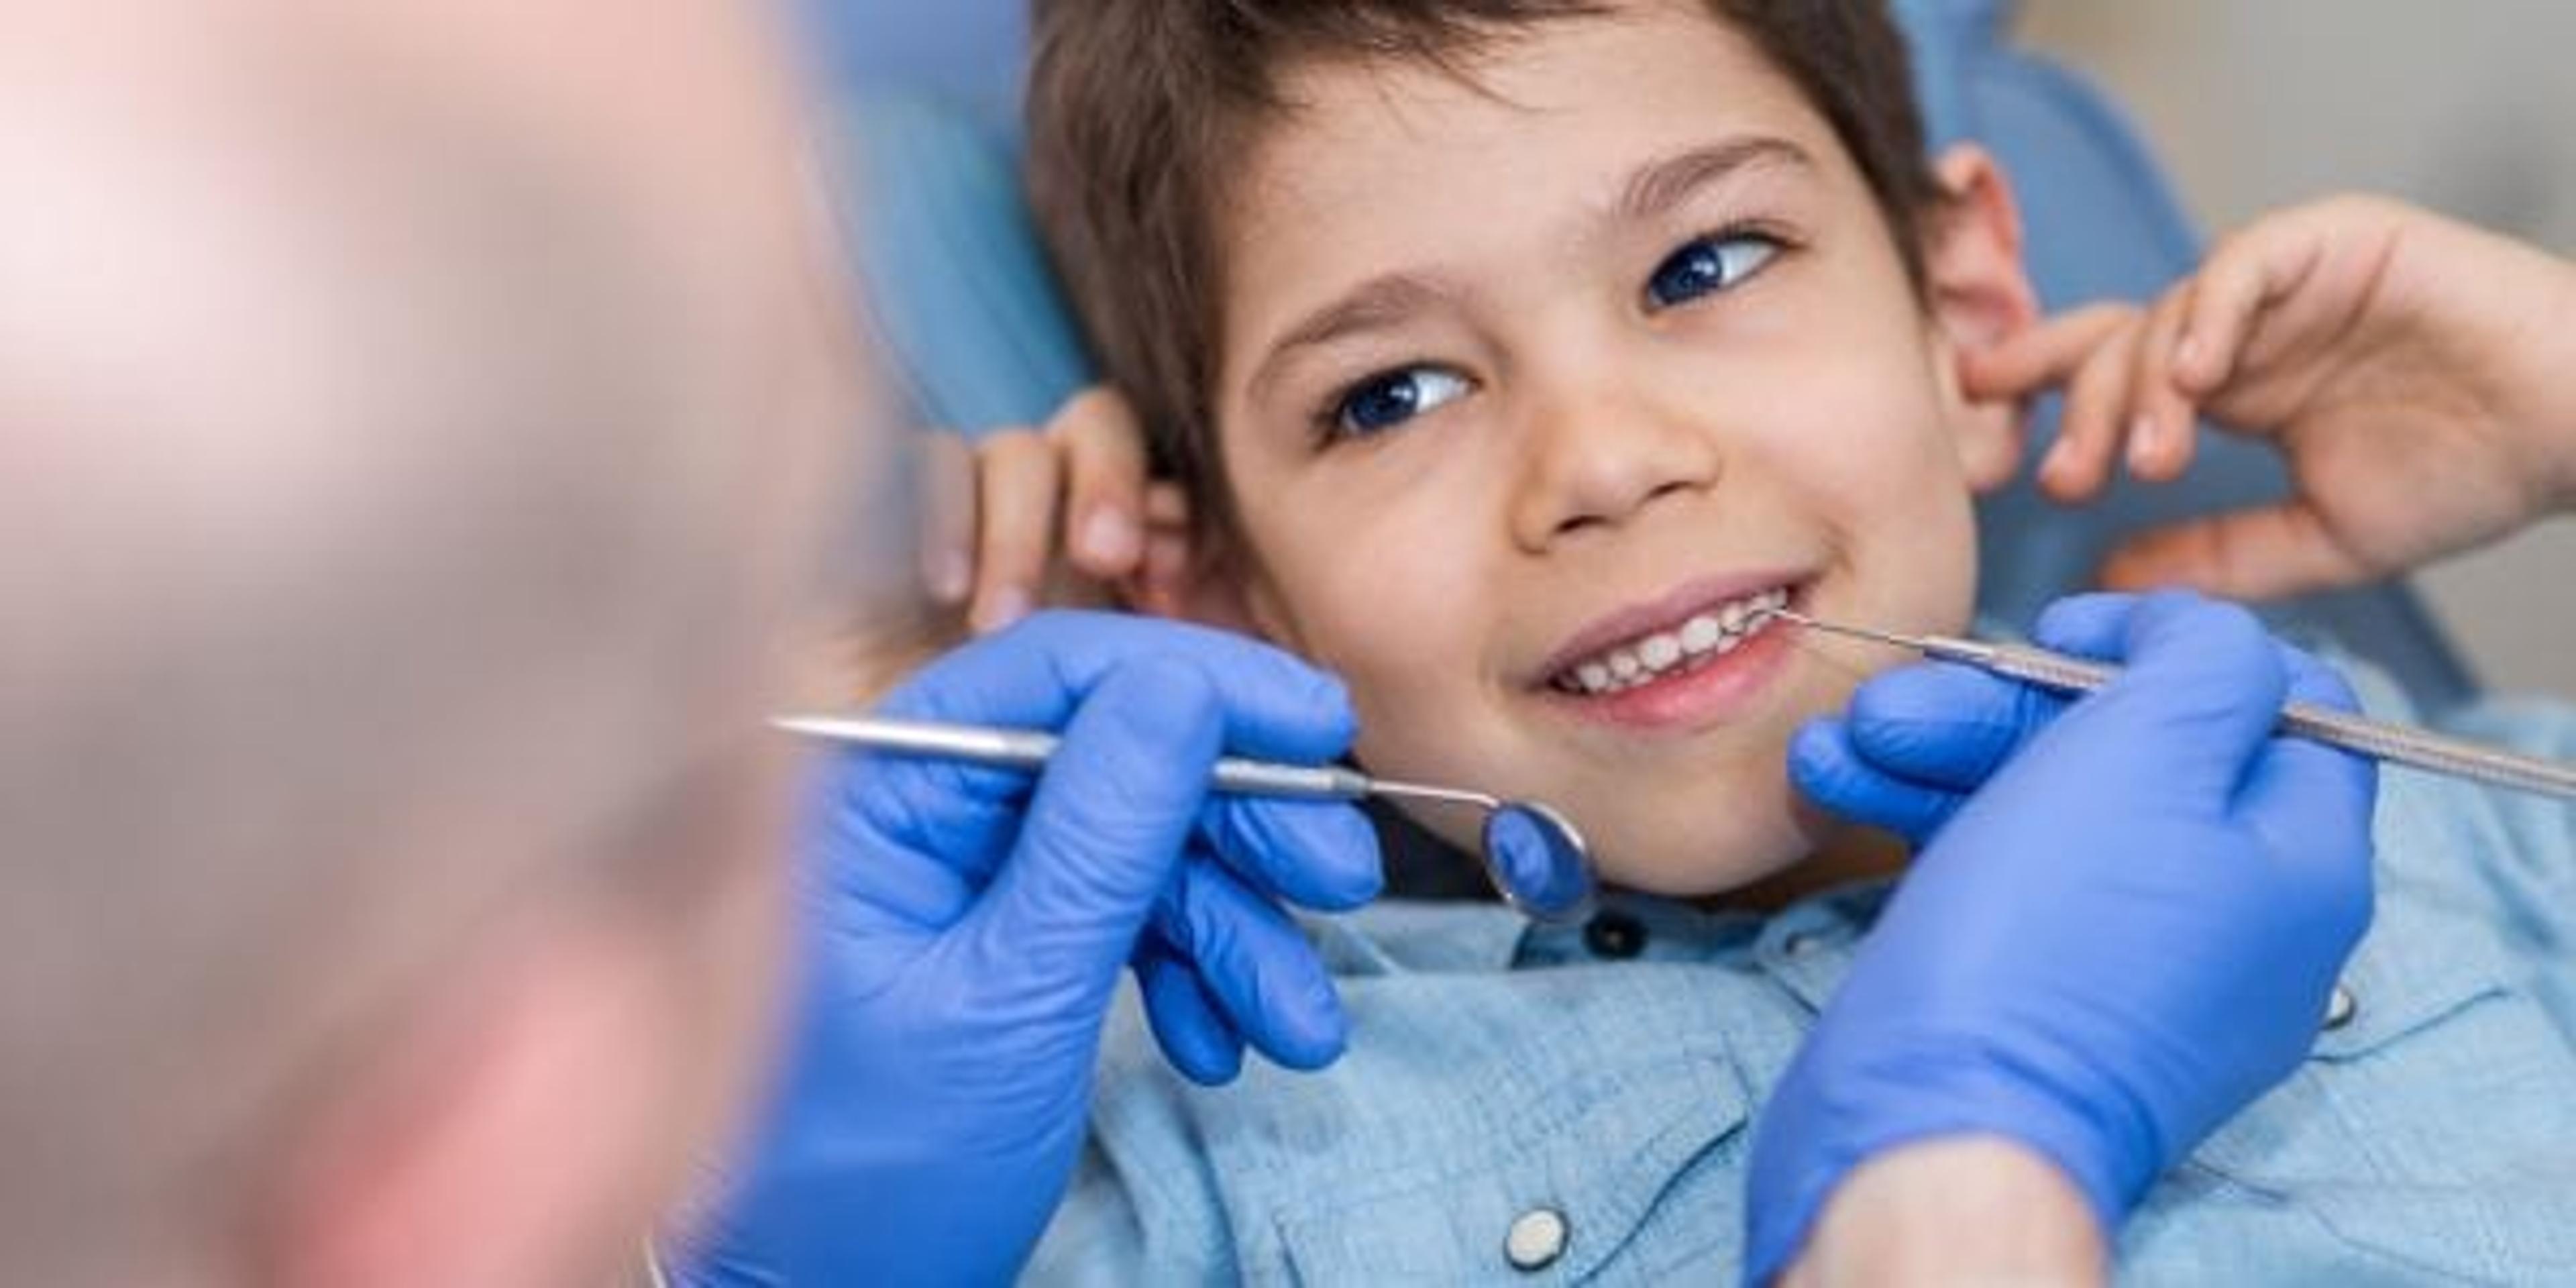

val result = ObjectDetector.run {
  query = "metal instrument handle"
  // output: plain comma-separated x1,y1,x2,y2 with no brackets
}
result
1962,642,2576,800
1210,758,1374,800
2277,702,2576,798
777,714,1377,801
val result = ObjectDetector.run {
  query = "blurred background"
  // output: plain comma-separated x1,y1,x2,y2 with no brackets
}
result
2024,1,2576,696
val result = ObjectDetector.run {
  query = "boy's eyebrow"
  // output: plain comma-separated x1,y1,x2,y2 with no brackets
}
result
1248,270,1452,401
1617,136,1815,223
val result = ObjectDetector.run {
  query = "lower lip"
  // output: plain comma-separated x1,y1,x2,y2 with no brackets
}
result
1537,603,1802,731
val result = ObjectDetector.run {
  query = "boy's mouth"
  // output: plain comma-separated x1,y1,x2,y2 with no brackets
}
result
1537,576,1804,697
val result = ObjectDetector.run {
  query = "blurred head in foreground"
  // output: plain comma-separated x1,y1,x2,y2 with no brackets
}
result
0,1,876,1283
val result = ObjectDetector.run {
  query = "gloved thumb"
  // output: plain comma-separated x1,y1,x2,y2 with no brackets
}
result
1788,716,1965,845
973,659,1224,1000
2237,645,2379,904
1839,659,2063,796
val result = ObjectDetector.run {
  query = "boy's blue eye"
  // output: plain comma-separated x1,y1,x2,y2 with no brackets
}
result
1329,366,1472,439
1644,231,1782,311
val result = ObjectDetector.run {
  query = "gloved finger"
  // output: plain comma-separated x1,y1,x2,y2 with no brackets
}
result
2238,646,2378,919
1149,846,1349,1071
855,614,1358,860
1134,932,1247,1085
1199,796,1384,913
1048,387,1152,581
2056,591,2289,799
1787,718,1967,846
2033,594,2328,700
2028,591,2145,660
1841,660,2067,794
883,612,1356,768
970,659,1226,1003
803,753,990,934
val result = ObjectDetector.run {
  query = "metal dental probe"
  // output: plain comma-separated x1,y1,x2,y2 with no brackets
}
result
1767,608,2576,800
769,713,1600,921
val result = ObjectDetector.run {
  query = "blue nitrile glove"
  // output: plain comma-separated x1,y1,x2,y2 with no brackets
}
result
675,611,1382,1286
1746,592,2377,1284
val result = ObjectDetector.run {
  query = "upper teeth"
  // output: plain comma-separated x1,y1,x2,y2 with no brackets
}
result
1560,587,1790,696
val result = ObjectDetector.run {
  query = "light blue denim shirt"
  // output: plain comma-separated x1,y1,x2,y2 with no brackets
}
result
1029,663,2576,1285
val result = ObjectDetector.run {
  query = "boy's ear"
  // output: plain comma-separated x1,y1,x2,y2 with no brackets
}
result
1923,144,2041,494
1119,505,1269,637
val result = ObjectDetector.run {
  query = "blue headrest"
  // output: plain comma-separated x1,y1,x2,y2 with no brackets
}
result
797,0,1028,120
806,0,2473,706
820,95,1091,433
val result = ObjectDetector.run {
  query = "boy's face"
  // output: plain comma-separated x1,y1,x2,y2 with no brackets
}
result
1196,0,2031,895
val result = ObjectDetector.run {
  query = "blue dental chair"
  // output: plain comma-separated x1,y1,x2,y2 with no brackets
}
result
803,0,2477,713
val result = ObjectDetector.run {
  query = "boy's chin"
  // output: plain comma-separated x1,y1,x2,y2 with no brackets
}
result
1595,811,1817,900
1596,802,1903,909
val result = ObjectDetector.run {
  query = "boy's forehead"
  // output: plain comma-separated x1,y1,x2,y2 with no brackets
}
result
1224,0,1856,336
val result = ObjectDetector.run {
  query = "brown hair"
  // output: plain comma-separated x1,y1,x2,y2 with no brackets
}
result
1026,0,1945,537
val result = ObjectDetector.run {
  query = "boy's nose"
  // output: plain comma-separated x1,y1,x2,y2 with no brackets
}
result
1507,374,1724,549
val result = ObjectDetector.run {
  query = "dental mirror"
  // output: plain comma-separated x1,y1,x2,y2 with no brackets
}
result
1476,799,1596,922
771,712,1601,924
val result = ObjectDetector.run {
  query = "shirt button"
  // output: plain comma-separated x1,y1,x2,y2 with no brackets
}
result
1503,1205,1569,1272
2323,982,2359,1032
1582,910,1647,960
1782,931,1825,959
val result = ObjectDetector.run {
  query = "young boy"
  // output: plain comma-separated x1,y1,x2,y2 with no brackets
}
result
1002,0,2576,1279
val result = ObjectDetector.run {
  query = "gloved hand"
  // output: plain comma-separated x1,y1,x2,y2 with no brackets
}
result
675,611,1382,1286
1746,592,2377,1284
